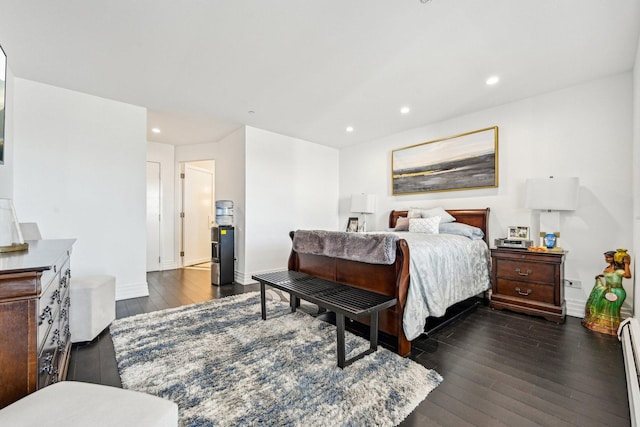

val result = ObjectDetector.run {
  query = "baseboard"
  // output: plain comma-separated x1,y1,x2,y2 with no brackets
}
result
161,260,179,271
235,268,285,285
565,297,584,318
115,281,150,301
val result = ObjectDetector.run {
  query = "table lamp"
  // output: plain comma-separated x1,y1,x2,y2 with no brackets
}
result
525,176,579,250
350,194,376,232
0,198,28,252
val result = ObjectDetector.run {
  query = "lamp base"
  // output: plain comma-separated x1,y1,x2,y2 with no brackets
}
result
0,242,29,253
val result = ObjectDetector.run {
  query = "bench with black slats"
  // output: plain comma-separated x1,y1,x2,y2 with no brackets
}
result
251,270,397,369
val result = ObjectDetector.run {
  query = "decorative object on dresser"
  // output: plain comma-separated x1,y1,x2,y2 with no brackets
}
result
0,239,75,408
525,176,579,251
110,292,441,426
0,199,28,252
583,249,631,335
490,247,566,323
350,193,376,231
391,126,498,195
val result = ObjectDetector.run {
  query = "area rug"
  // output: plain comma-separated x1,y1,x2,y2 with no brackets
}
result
110,292,442,426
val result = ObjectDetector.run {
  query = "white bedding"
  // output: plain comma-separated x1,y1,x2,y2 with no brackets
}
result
387,232,491,340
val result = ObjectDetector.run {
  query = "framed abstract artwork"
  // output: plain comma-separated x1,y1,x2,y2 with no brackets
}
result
391,126,498,195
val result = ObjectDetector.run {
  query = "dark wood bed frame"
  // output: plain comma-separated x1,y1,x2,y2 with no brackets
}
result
288,208,490,357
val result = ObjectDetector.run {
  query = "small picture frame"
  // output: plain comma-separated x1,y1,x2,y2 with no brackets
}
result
507,226,529,240
346,217,359,232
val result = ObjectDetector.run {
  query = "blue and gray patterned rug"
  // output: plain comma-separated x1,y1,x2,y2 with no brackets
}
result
110,291,442,426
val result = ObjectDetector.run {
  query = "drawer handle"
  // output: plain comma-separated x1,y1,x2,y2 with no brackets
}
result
51,289,61,305
515,287,532,296
515,268,532,276
50,329,60,344
39,306,53,325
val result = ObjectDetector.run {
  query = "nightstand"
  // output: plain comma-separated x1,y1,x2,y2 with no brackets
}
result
490,247,566,323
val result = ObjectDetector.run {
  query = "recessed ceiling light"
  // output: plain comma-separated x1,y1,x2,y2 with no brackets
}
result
151,127,161,134
400,106,411,115
486,76,500,85
346,126,354,133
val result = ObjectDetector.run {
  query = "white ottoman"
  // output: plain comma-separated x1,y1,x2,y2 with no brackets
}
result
0,381,178,426
70,275,116,343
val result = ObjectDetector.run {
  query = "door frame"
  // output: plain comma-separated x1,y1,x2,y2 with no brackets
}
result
178,160,215,267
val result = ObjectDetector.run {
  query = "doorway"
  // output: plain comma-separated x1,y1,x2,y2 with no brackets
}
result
180,161,215,267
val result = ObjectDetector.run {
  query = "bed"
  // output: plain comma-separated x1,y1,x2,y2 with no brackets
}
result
287,208,491,357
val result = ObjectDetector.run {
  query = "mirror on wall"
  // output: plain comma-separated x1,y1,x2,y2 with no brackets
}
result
0,44,5,165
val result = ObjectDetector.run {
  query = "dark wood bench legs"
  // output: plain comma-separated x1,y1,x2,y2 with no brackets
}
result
336,312,379,369
260,282,381,369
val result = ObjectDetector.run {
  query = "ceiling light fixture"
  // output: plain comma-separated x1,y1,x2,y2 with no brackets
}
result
151,127,161,134
346,126,354,133
486,76,500,85
400,106,411,115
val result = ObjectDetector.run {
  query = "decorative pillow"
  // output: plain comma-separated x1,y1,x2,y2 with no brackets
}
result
439,222,484,240
409,216,441,234
407,208,422,219
395,216,410,231
408,207,456,223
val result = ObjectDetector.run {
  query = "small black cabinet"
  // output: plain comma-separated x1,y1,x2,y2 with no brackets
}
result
212,226,234,285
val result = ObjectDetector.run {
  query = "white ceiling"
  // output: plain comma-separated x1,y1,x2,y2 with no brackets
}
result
0,0,638,148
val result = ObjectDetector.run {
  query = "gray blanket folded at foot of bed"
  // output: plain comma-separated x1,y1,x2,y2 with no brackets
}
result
292,230,398,265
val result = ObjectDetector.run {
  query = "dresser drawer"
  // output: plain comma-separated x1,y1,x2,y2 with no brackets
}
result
495,259,555,284
495,278,554,304
37,278,60,352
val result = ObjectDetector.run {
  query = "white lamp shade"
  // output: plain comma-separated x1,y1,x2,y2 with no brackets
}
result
350,194,376,214
525,177,579,211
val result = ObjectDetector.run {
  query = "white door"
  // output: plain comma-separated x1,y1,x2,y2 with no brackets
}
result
146,162,161,272
182,163,214,266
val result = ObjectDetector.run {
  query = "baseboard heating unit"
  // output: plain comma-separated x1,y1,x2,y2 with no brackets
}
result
618,318,640,426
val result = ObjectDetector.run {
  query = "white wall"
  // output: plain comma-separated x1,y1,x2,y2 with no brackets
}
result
340,73,634,318
634,38,640,316
0,66,14,198
244,126,339,278
147,141,177,270
12,78,148,300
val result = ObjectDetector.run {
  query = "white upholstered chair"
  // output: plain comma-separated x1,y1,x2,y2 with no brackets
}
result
0,381,179,426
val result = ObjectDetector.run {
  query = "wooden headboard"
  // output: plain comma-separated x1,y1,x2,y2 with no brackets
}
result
389,208,490,246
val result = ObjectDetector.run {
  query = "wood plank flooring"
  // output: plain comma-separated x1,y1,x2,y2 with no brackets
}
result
68,269,631,426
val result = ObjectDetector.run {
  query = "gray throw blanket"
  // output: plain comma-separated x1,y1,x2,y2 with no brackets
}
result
292,230,399,265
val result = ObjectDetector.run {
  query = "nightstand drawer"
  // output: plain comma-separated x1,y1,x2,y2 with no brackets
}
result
496,259,555,284
495,278,554,304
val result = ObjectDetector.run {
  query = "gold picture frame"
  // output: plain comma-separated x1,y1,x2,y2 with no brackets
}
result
391,126,498,195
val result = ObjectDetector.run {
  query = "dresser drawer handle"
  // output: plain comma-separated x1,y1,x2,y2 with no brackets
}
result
515,268,532,276
515,287,532,296
39,306,53,325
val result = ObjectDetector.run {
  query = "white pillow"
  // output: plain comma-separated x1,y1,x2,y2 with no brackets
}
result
408,207,456,223
409,216,441,234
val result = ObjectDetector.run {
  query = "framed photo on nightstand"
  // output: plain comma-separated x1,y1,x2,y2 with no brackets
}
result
507,225,529,240
346,217,359,232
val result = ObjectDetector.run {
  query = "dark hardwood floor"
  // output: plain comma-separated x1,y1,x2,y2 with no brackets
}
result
68,269,631,426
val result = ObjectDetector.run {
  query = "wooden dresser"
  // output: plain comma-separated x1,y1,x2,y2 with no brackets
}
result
490,247,566,323
0,239,75,408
